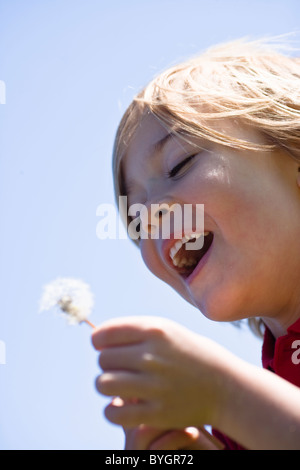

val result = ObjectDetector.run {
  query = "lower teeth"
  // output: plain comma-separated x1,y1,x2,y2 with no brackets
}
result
176,258,197,269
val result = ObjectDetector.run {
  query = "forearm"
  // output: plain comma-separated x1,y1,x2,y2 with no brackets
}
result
214,358,300,450
92,316,300,448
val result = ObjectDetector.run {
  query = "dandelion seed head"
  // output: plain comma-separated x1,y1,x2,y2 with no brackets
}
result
39,277,94,325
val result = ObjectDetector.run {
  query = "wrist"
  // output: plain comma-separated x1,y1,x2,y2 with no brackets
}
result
205,346,249,430
188,333,246,429
211,360,300,449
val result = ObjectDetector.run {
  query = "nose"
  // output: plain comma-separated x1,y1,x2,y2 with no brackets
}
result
126,197,174,241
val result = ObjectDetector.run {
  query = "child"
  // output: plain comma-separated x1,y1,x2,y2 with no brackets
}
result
92,38,300,449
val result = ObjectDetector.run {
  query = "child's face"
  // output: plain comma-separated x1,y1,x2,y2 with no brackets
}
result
122,112,300,324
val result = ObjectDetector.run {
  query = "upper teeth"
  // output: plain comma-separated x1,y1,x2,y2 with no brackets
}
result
169,232,209,266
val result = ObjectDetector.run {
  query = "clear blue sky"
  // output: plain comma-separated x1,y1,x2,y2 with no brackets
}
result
0,0,299,450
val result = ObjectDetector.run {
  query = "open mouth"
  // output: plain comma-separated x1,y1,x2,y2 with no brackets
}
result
168,231,214,278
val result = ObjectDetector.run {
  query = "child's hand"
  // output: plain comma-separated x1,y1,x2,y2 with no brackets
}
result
92,316,234,430
124,425,224,450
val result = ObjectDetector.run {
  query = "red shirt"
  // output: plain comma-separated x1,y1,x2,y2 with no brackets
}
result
212,318,300,449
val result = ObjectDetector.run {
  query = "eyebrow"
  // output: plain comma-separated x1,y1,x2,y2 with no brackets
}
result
152,132,175,155
123,132,177,198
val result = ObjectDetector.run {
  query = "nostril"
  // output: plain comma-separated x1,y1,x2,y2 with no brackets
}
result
154,207,169,219
147,224,157,235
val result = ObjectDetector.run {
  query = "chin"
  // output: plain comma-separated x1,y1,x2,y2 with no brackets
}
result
192,288,247,323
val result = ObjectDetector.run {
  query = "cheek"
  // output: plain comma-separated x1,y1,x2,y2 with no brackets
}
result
140,240,158,272
181,160,248,223
140,242,171,287
140,242,194,304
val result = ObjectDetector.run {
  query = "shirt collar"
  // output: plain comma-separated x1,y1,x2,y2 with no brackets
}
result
262,317,300,387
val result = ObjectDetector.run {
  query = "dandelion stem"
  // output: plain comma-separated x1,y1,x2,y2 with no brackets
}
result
82,319,96,329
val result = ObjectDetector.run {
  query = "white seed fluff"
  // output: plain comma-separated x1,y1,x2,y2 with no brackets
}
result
39,277,94,325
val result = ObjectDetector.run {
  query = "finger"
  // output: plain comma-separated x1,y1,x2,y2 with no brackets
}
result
91,316,165,350
149,427,221,451
198,426,225,450
99,345,163,373
91,317,149,350
104,399,154,428
95,371,152,400
99,344,144,371
149,428,200,450
124,425,166,450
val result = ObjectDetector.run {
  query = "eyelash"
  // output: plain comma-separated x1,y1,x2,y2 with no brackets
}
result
168,154,197,179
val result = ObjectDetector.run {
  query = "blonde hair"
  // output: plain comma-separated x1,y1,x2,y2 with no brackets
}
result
112,37,300,338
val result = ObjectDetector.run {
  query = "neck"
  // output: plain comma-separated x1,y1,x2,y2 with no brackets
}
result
262,311,300,339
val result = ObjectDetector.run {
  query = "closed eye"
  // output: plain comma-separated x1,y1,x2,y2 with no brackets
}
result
168,154,197,179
